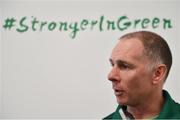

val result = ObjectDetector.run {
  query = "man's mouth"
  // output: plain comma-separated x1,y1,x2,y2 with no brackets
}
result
114,89,124,96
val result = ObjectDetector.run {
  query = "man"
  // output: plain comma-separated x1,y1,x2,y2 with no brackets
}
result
104,31,180,119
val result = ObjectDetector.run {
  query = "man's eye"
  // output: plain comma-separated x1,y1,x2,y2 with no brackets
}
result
119,64,129,69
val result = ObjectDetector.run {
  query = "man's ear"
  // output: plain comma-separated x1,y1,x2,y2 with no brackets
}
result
152,64,167,84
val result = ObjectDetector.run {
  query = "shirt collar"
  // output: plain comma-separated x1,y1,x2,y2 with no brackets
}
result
116,90,174,119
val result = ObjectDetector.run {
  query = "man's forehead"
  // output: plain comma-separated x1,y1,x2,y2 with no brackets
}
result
117,38,143,47
113,38,144,52
111,38,145,61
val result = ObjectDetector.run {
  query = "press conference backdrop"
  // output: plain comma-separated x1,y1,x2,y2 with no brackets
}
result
0,0,179,119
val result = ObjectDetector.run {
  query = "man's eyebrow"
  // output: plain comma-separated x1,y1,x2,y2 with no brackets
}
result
109,58,132,66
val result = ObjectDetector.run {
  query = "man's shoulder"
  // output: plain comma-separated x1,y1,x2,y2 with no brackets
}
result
171,101,180,118
165,90,180,112
158,90,180,118
174,101,180,107
174,101,180,112
103,112,116,119
103,105,121,119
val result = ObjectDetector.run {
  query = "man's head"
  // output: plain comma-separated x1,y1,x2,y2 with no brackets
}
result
108,31,172,106
120,31,172,79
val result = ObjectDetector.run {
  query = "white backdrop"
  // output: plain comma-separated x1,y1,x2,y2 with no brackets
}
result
0,0,180,119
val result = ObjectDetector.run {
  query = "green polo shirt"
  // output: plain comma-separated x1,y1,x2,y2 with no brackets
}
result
104,90,180,119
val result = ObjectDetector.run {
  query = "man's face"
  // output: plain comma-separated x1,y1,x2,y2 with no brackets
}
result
108,38,154,106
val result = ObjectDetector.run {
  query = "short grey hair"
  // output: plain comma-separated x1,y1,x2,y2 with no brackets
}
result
120,31,172,80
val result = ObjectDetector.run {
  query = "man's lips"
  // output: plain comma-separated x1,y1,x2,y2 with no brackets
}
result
114,89,124,96
112,84,124,96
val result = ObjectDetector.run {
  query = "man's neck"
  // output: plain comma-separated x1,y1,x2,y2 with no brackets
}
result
127,91,164,119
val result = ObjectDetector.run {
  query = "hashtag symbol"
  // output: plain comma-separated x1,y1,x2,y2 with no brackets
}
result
3,17,16,30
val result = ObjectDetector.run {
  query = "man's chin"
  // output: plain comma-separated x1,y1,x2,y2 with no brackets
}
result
116,98,128,106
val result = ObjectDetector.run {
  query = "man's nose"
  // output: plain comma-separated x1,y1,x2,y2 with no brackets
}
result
108,67,120,82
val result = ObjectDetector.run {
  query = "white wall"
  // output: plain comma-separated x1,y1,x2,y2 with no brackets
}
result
0,0,179,119
0,2,2,115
